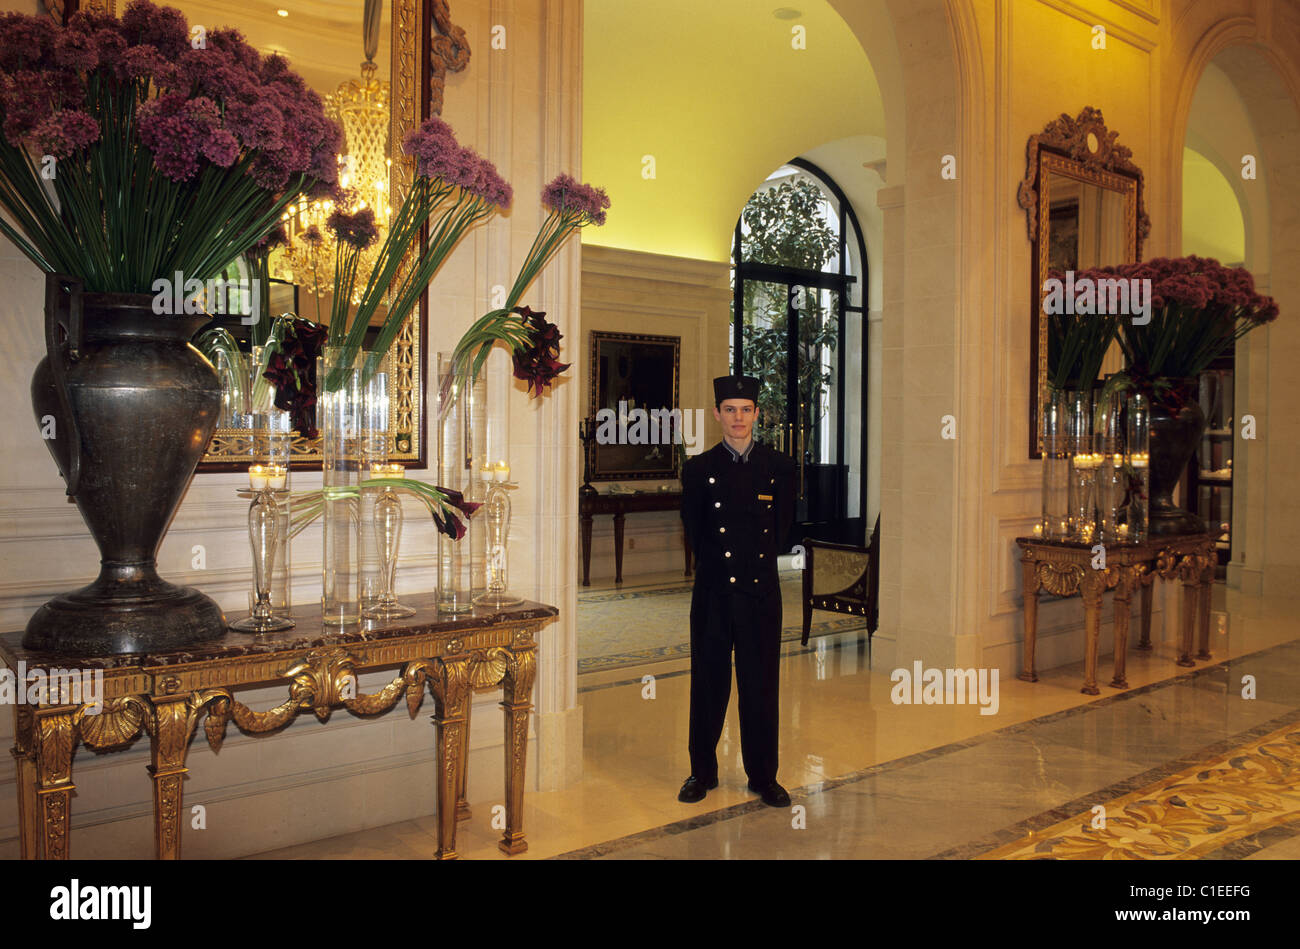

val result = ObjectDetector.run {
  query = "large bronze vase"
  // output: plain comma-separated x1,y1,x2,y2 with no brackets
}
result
1148,395,1207,537
24,276,226,656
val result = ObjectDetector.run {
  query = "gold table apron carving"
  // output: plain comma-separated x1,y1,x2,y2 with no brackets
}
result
1,597,558,861
1015,534,1215,695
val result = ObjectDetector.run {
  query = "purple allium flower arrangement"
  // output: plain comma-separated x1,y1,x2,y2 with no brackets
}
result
0,1,340,293
446,172,610,403
324,116,523,391
1070,256,1281,414
542,173,610,225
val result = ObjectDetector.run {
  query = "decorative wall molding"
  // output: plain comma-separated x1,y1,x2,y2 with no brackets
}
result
1033,0,1159,49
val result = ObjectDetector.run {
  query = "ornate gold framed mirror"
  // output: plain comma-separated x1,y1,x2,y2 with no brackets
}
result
62,0,466,470
1018,108,1150,458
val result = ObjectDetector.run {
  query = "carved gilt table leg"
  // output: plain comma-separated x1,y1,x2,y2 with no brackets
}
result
1178,565,1198,668
429,657,470,860
148,695,200,860
1019,554,1039,683
11,703,39,860
499,646,536,856
1080,568,1105,696
32,705,78,860
1137,579,1154,651
1110,565,1134,689
456,698,472,822
1197,552,1214,661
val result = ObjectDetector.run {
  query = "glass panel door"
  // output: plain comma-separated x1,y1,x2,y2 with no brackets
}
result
740,278,854,547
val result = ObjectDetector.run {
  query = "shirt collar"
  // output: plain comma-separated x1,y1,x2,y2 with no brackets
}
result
722,438,755,463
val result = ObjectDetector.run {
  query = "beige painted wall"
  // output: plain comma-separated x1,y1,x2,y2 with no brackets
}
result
577,246,730,581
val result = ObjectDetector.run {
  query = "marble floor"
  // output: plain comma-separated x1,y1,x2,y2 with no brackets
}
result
255,576,1300,860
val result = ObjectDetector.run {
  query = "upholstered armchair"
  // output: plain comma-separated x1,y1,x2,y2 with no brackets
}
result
800,514,880,649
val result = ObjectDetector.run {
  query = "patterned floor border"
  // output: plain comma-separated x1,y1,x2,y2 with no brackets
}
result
966,716,1300,860
555,638,1300,859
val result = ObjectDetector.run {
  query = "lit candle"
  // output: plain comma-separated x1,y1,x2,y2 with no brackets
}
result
494,460,510,482
1118,523,1130,540
266,465,288,490
248,465,269,491
480,462,493,480
1130,452,1149,469
1032,523,1043,537
369,463,405,480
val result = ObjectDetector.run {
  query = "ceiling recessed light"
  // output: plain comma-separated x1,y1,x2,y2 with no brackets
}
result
773,7,802,19
277,8,289,16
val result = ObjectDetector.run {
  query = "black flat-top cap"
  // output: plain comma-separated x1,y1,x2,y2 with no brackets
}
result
714,374,760,405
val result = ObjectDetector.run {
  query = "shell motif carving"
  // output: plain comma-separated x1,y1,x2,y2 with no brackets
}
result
1036,561,1085,598
468,648,511,690
79,696,149,750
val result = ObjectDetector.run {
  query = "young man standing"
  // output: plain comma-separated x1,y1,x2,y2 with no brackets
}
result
677,375,797,807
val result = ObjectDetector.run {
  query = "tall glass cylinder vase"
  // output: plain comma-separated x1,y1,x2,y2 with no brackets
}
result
1094,388,1126,544
357,366,389,618
1126,393,1151,543
436,352,476,613
466,370,489,596
1041,388,1071,540
319,348,364,628
1066,388,1095,540
257,409,294,618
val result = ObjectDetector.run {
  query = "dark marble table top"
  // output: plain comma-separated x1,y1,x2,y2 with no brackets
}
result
0,594,559,670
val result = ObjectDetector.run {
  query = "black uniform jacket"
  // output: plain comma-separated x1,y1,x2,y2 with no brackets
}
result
681,440,797,597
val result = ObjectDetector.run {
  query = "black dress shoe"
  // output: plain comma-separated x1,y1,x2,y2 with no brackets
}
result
748,780,791,807
677,776,718,803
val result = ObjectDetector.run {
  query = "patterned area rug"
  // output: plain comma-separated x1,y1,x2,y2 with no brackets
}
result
577,572,868,674
979,722,1300,859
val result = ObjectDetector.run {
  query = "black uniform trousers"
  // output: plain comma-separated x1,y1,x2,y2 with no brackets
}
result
688,581,782,786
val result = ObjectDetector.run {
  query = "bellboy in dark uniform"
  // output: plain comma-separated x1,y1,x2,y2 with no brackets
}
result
677,375,796,807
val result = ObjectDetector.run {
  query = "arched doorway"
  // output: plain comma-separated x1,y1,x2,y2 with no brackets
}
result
1173,39,1300,596
730,158,870,547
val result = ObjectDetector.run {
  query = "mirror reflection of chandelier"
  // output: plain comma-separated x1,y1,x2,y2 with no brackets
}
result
273,0,392,306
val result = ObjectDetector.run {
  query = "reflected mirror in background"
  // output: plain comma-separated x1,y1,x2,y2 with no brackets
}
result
1028,151,1139,457
170,0,425,468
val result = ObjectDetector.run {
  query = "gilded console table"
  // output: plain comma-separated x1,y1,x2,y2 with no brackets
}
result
1016,533,1215,695
2,596,557,861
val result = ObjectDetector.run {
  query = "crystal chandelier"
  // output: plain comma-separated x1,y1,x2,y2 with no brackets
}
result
274,3,392,306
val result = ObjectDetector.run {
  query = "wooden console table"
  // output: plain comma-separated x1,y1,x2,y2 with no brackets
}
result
2,596,557,861
580,490,692,585
1016,533,1215,695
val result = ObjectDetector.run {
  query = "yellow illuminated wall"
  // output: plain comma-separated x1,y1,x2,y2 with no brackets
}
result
582,0,881,263
1182,147,1245,264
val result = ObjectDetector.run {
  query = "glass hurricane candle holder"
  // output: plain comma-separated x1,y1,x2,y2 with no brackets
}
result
231,484,294,633
1094,388,1126,543
1070,451,1101,540
1041,388,1071,539
1065,388,1095,539
473,479,523,609
363,463,416,621
1126,393,1151,543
